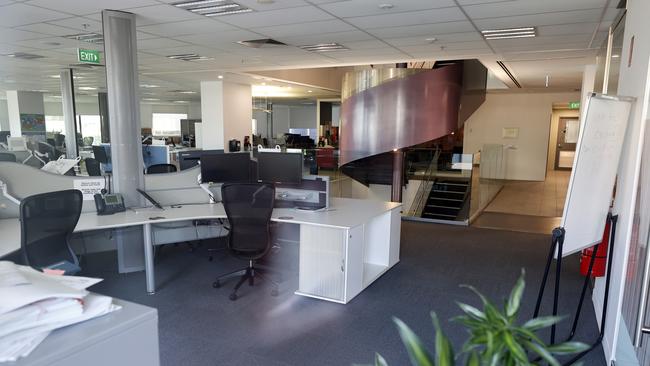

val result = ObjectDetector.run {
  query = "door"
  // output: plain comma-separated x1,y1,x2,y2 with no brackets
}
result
555,117,580,170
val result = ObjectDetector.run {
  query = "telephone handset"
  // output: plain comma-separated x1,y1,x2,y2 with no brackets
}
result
94,189,126,215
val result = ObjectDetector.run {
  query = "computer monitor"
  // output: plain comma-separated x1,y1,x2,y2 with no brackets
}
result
257,152,303,184
200,152,251,184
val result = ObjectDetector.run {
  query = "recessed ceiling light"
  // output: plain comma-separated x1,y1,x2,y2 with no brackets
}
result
378,3,394,10
140,84,160,88
481,27,536,40
142,98,160,101
79,86,96,91
218,75,224,79
50,75,60,78
173,100,189,103
425,37,437,43
612,54,621,58
307,90,313,93
63,32,103,44
299,43,349,52
166,53,213,61
261,82,266,85
173,0,252,17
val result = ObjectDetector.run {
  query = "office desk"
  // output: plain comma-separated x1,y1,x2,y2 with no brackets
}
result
1,198,402,304
12,298,159,366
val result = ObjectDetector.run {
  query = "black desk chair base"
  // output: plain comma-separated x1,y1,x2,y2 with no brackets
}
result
213,260,279,301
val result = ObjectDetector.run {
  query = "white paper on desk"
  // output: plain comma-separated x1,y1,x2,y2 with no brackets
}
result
0,294,120,363
0,265,87,315
0,298,83,338
47,274,103,290
0,331,49,363
0,261,29,288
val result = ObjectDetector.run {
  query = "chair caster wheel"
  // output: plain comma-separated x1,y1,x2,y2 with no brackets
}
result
229,293,238,301
271,289,279,297
213,281,220,288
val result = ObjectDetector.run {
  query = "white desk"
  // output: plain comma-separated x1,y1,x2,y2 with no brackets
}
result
0,198,402,304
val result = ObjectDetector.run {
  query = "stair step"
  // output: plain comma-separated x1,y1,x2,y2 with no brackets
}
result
436,182,469,187
422,212,457,218
432,189,465,194
426,204,461,210
427,197,463,202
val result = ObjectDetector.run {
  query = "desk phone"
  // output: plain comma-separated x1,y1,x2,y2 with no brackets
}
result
94,191,126,215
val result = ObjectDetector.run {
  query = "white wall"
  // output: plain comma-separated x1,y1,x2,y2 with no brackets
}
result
0,100,8,131
290,105,317,129
222,82,252,150
595,1,650,362
463,91,580,181
272,105,290,137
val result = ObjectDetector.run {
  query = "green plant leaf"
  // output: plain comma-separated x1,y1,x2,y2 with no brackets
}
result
431,312,455,366
547,341,590,355
375,353,389,366
393,317,435,366
522,315,564,331
525,340,560,366
465,351,479,366
457,302,487,320
506,270,525,318
502,331,528,363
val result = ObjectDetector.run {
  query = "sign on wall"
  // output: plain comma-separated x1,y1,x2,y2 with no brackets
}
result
77,48,100,64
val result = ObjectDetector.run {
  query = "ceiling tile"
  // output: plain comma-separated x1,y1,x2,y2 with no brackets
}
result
128,4,205,26
385,31,482,47
47,17,103,33
176,30,269,46
138,37,191,50
0,27,49,42
367,21,475,39
473,9,606,30
399,40,490,53
457,0,515,4
0,3,69,27
254,19,356,39
464,0,608,19
138,19,238,37
25,0,158,16
536,22,600,37
14,22,80,36
218,6,335,28
234,0,310,11
279,30,376,45
318,0,455,18
341,39,388,50
344,8,466,29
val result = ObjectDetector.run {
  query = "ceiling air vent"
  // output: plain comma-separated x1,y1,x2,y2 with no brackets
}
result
63,33,104,44
2,52,45,60
237,39,287,48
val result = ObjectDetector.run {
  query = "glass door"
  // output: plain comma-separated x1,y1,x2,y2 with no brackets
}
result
554,117,580,170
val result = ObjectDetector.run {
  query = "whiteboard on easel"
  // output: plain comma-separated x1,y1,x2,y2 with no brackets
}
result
560,93,634,257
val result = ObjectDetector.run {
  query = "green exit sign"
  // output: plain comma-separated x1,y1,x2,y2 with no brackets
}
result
77,48,100,64
569,101,580,109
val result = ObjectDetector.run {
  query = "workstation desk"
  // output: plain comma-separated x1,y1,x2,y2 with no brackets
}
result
1,198,402,304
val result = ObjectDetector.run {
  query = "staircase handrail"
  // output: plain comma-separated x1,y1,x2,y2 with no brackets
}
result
408,148,440,216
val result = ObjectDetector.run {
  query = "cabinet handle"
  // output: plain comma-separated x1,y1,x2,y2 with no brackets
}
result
634,237,650,347
341,259,345,272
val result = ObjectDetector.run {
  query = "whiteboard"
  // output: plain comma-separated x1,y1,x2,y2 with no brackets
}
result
560,93,634,257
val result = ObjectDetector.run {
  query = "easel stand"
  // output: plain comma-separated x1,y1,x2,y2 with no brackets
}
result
533,214,618,365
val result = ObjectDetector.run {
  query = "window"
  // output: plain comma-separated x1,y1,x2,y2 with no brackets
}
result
152,113,187,136
76,115,102,145
45,116,65,134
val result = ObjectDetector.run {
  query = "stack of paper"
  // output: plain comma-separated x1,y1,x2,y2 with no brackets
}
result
0,261,121,362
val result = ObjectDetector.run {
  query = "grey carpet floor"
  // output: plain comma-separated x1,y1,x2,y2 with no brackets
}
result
81,221,606,366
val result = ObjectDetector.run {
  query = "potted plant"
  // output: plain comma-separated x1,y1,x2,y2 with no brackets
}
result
372,271,588,366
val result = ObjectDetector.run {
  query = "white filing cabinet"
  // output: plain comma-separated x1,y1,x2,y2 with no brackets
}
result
296,206,401,304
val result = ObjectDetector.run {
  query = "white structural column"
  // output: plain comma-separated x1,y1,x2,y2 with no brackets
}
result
200,80,252,151
102,10,143,206
6,91,45,137
102,9,146,274
60,69,78,158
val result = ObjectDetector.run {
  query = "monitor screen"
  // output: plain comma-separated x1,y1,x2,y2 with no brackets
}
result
257,152,303,184
200,152,251,183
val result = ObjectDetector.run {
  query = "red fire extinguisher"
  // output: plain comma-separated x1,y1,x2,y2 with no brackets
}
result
580,220,611,277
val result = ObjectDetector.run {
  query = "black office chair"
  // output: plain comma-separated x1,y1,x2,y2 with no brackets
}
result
19,189,83,275
213,182,278,300
0,152,16,162
85,158,102,176
92,145,110,164
145,163,177,174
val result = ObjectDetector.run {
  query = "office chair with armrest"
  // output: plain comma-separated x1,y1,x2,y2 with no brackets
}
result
213,182,278,300
85,158,101,176
0,152,17,162
92,145,110,164
145,163,177,174
20,189,83,275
